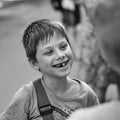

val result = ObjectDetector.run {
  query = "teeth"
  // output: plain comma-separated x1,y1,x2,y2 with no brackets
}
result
56,64,61,67
54,61,68,68
62,63,65,67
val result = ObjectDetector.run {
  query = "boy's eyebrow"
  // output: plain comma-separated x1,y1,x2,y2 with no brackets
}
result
42,46,53,51
40,39,68,51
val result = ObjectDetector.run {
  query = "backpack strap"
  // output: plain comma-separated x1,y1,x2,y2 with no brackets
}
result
33,79,54,120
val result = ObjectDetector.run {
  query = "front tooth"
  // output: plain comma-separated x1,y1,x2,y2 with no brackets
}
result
56,64,61,67
54,62,67,68
62,63,65,66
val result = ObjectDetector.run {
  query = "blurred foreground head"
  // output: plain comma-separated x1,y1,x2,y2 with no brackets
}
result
92,0,120,73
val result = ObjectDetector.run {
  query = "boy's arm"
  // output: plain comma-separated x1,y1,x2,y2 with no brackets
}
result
0,86,30,120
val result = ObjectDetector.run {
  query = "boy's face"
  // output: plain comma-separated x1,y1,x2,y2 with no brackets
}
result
34,34,73,78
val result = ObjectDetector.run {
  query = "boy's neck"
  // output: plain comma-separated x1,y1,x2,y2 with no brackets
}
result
42,75,68,92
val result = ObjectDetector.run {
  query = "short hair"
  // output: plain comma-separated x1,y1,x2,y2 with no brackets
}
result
22,19,70,62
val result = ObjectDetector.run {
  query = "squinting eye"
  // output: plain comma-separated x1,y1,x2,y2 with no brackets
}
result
60,44,68,50
44,50,53,56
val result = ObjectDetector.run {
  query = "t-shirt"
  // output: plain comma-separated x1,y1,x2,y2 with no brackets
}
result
0,78,99,120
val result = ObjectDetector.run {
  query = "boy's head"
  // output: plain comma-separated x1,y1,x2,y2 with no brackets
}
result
92,0,120,74
22,19,73,77
22,19,70,63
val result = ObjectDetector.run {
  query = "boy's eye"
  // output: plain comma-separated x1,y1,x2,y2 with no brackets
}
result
60,44,68,50
44,50,53,56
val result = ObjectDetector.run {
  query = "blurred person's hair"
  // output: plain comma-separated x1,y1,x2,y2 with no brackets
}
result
94,0,120,26
90,0,120,72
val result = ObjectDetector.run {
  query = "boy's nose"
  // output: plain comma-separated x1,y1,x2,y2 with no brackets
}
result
55,51,65,60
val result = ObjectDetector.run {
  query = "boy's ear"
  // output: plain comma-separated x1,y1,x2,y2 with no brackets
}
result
29,59,39,70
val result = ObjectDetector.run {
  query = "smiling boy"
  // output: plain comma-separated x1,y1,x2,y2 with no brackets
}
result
0,19,99,120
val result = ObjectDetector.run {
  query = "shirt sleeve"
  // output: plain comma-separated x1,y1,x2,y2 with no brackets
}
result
87,85,100,107
0,86,30,120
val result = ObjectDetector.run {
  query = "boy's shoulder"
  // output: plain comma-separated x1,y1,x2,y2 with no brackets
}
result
14,78,41,99
12,80,34,101
69,77,92,89
69,77,96,95
24,78,42,93
69,77,99,105
69,77,81,84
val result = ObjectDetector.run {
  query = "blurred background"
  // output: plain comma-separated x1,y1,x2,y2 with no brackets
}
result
0,0,119,113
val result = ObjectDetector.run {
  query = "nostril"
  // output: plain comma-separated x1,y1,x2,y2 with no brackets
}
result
55,51,65,59
56,54,65,60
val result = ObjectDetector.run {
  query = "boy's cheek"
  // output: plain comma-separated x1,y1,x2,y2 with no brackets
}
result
67,50,73,59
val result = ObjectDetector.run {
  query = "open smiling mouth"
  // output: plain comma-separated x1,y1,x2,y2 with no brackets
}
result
52,60,69,68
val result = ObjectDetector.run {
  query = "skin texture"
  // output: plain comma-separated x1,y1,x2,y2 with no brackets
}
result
34,34,73,79
31,32,75,95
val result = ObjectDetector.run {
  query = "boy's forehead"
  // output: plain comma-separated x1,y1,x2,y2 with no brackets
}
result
38,35,67,48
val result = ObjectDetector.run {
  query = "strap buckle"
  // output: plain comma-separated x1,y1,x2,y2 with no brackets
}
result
39,104,54,116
